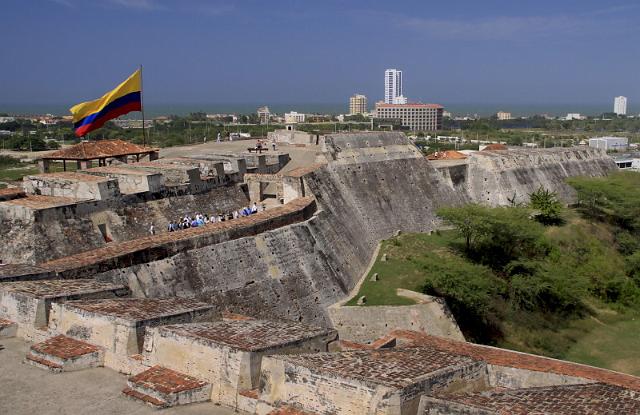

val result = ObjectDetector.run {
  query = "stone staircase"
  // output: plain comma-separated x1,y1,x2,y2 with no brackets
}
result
25,334,103,372
122,365,212,409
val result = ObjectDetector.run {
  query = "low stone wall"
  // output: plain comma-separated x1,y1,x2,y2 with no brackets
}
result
23,172,121,201
329,291,464,343
85,166,165,194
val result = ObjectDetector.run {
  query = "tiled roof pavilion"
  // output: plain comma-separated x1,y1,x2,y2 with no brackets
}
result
38,139,159,172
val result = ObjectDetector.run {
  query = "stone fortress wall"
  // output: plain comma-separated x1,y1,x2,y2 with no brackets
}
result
1,132,635,415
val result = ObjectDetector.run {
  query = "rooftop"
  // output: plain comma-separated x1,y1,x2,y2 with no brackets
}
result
436,382,640,414
26,172,111,182
42,139,158,161
84,166,159,176
427,150,467,160
277,347,477,388
157,319,333,352
389,330,640,392
62,298,213,322
0,279,126,299
0,264,49,280
2,194,80,210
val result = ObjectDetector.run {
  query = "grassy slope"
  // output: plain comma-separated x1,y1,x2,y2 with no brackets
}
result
346,227,640,376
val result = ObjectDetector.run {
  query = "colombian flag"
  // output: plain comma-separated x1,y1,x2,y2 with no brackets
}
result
70,69,142,137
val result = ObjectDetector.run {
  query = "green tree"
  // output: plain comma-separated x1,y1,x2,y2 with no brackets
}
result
529,186,563,225
437,204,491,252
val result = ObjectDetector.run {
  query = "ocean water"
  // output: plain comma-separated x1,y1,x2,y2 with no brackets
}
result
0,102,634,118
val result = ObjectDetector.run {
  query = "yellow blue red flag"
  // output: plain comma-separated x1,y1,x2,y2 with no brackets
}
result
70,69,142,137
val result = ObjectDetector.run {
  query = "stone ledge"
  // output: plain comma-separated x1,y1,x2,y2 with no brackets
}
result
40,197,316,277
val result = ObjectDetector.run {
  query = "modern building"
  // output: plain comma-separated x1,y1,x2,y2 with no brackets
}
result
384,69,403,104
349,94,368,115
496,111,512,120
565,113,585,121
284,111,305,124
614,96,628,116
375,102,444,131
588,136,628,152
612,153,640,171
257,106,271,125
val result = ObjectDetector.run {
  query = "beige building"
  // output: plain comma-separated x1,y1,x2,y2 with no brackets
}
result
496,111,512,120
257,106,271,125
375,102,444,131
349,94,368,115
284,111,305,124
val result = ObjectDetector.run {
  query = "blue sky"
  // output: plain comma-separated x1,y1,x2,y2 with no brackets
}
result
1,0,638,108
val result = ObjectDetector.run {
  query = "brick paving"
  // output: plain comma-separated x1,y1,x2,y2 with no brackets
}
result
40,196,315,273
128,366,208,395
31,334,99,359
389,330,640,392
62,298,213,322
278,347,477,388
157,320,333,352
0,279,126,299
439,382,640,414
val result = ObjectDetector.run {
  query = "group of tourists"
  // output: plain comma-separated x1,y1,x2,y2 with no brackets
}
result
164,202,266,233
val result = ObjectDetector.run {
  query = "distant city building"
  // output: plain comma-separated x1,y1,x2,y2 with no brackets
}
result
392,95,408,104
375,102,443,131
0,116,16,124
349,94,368,115
612,153,640,171
614,96,627,116
257,106,271,125
565,113,585,121
589,136,628,152
284,111,305,124
112,119,153,129
384,69,403,104
496,111,512,120
442,111,452,118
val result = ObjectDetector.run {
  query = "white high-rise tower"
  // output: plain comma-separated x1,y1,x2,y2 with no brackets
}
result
384,69,403,104
614,96,627,116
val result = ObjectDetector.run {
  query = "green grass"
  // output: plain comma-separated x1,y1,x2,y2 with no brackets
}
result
563,310,640,376
346,229,640,375
345,231,458,306
0,161,77,182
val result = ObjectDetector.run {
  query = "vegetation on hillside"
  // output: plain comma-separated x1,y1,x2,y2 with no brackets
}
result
348,171,640,374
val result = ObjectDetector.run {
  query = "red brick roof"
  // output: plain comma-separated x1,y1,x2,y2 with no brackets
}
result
427,150,467,160
42,140,158,160
482,143,508,151
435,383,640,414
389,330,640,392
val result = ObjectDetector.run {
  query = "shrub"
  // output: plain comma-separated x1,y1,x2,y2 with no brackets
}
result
529,186,564,225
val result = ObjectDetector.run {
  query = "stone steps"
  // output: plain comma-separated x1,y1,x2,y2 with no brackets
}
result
25,334,103,372
123,366,211,408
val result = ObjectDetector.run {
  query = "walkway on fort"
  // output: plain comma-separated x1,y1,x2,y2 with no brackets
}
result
0,337,234,415
41,197,316,276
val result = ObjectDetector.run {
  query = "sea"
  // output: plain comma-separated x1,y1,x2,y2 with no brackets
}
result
0,102,634,118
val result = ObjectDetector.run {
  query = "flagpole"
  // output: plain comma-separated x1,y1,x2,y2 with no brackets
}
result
140,64,146,148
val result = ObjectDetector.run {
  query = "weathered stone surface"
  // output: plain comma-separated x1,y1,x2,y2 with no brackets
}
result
26,334,104,372
421,383,640,414
260,347,488,414
142,319,337,409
